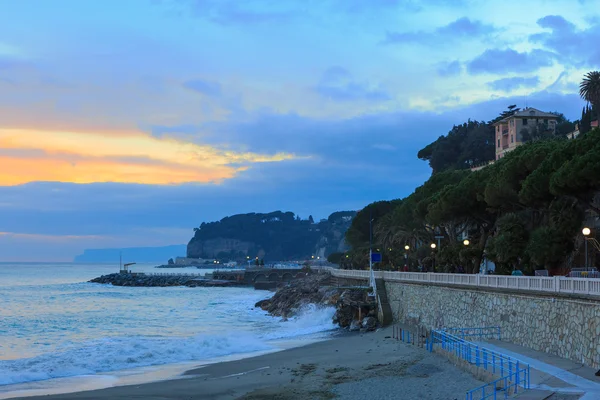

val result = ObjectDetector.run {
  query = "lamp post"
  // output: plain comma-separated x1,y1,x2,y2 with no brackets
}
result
246,256,251,268
583,227,591,268
430,243,437,272
404,245,410,271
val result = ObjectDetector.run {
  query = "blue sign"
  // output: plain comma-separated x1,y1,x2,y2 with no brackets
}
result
371,252,382,263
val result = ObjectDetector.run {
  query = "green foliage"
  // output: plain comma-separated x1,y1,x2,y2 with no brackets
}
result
580,71,600,120
488,214,528,268
327,252,344,264
417,120,495,174
188,210,356,261
348,112,599,275
345,201,398,250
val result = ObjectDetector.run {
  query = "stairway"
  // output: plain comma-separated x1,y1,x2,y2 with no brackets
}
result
375,279,394,326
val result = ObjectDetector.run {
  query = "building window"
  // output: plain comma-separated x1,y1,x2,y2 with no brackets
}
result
523,118,528,125
511,135,514,143
498,139,500,148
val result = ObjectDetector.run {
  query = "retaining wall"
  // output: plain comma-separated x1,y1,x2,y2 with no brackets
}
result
385,281,600,369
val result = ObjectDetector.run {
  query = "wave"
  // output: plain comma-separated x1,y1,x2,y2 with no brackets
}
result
0,333,273,386
0,296,338,386
262,304,338,340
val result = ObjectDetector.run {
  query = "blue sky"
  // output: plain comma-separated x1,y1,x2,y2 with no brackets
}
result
0,0,598,261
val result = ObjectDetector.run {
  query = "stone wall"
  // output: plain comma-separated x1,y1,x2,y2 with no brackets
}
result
385,281,600,369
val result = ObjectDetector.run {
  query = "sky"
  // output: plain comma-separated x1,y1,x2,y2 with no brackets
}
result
0,0,598,261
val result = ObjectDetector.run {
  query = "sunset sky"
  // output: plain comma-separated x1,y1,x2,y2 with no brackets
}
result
1,0,598,261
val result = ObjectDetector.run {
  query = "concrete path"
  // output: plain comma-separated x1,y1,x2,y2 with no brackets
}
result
476,340,600,400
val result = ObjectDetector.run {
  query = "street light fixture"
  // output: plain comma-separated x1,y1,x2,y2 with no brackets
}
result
583,227,591,268
583,227,591,236
430,243,437,249
463,239,470,246
404,245,410,251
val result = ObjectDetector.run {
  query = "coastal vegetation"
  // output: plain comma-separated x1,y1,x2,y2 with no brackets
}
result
343,72,600,275
187,210,356,262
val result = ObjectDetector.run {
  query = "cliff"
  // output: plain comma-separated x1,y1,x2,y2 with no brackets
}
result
187,211,355,261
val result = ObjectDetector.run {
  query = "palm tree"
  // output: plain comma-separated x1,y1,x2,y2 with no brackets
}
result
580,71,600,122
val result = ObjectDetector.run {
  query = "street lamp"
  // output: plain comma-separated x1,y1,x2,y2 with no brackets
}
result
404,245,410,251
463,239,470,246
583,227,591,268
430,243,436,272
246,256,251,268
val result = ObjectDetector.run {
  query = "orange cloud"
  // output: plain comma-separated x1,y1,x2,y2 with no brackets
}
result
0,128,293,185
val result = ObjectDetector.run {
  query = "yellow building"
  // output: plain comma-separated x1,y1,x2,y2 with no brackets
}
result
493,107,558,160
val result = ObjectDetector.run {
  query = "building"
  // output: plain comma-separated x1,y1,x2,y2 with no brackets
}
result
493,108,558,160
566,120,598,140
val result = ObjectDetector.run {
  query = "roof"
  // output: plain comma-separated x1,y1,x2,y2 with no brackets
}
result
493,107,558,125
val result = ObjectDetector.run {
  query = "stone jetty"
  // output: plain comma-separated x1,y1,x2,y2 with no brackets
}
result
90,273,241,287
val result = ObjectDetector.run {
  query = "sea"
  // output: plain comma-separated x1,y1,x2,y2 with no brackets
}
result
0,262,338,398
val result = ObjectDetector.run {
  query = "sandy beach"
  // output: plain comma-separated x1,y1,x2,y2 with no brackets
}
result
13,327,484,400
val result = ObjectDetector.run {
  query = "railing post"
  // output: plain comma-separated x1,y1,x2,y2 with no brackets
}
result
515,361,520,392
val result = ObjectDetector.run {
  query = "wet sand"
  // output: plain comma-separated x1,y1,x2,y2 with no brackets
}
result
13,327,483,400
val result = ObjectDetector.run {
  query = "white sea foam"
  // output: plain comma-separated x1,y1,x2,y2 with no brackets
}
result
0,301,338,386
0,333,273,386
262,304,338,340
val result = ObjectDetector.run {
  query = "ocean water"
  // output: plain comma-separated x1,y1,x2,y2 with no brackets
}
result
0,263,337,397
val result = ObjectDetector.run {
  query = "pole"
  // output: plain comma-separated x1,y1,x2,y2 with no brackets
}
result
585,239,588,269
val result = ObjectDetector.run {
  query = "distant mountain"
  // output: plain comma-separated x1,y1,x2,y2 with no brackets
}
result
187,211,356,262
74,245,186,263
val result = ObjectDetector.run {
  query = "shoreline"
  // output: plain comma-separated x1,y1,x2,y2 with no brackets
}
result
10,327,485,400
0,334,336,400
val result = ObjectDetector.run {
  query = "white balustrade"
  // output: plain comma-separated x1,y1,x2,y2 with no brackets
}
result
314,266,600,296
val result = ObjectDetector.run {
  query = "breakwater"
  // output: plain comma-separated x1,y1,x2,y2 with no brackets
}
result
90,273,241,287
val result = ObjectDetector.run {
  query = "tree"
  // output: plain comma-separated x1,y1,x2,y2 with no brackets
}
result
487,213,528,271
417,120,494,173
580,71,600,121
327,252,343,264
308,215,314,224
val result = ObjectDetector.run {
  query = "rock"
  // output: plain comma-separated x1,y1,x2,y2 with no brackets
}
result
362,316,377,331
349,320,361,331
255,299,271,309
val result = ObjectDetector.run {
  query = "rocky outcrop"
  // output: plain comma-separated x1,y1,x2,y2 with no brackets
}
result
90,273,240,287
187,210,356,262
255,272,378,331
187,237,254,260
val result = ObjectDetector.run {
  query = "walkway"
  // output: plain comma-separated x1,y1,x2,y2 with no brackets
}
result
474,340,600,399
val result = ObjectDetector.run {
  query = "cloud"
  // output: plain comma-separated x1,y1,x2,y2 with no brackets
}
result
314,67,390,102
384,17,497,45
182,78,222,96
437,60,463,77
530,15,600,67
0,90,585,260
467,48,556,75
488,76,540,92
0,128,294,186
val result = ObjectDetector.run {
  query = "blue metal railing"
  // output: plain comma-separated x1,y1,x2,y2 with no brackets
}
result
426,329,530,400
442,326,501,340
466,367,529,400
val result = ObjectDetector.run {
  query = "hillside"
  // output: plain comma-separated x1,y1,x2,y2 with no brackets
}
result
187,211,356,261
